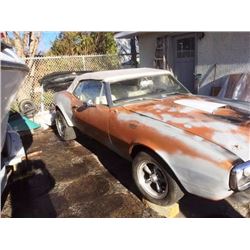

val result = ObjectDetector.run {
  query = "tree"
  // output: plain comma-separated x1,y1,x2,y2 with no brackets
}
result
48,32,117,56
2,32,41,70
3,32,41,58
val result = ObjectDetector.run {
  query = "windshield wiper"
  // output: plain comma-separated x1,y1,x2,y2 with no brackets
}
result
153,88,167,94
165,91,185,96
141,96,161,101
114,96,160,104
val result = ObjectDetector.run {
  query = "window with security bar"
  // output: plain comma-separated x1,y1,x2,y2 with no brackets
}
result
176,37,195,58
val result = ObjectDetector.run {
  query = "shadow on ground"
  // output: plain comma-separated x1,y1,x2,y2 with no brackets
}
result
74,129,142,199
2,127,153,218
179,194,243,218
2,126,247,218
73,128,245,218
2,114,57,217
7,160,56,218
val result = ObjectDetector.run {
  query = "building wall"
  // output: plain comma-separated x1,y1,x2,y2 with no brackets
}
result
196,32,250,95
138,33,164,67
137,32,250,96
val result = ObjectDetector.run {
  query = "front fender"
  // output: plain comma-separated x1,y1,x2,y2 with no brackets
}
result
129,131,237,201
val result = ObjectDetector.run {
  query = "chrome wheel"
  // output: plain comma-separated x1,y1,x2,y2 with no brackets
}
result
55,112,66,138
137,160,168,199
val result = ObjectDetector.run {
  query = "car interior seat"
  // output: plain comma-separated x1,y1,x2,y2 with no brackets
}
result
95,95,117,105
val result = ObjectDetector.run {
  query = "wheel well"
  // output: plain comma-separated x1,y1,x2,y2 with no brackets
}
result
130,144,156,159
55,106,63,116
131,145,169,169
55,106,72,127
130,144,186,193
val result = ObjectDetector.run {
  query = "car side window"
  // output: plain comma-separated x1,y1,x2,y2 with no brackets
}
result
73,80,107,105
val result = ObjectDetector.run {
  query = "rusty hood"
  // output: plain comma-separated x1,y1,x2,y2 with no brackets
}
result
124,95,250,161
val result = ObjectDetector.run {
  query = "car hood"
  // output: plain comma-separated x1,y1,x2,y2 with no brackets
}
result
125,95,250,161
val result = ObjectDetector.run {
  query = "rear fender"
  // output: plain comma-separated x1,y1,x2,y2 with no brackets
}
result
54,93,74,127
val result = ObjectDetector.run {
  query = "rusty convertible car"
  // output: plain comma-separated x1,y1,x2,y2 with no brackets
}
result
53,68,250,205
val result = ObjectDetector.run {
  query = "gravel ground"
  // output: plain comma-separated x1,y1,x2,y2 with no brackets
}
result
1,128,158,218
1,128,249,218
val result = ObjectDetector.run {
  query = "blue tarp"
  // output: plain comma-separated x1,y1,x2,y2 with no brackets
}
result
8,113,40,132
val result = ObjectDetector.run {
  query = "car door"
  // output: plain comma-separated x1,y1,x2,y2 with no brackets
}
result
71,79,110,145
107,80,141,159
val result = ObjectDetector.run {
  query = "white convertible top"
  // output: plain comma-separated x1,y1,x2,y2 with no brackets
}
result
67,68,171,93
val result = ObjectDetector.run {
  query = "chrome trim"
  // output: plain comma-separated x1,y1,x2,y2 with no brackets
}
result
232,161,250,172
230,160,250,191
237,182,250,191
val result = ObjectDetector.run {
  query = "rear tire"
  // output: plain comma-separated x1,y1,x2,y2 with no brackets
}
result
132,151,183,206
55,110,76,141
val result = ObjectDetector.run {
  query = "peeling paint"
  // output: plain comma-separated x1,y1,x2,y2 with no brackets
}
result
174,99,226,113
54,79,250,201
125,96,250,161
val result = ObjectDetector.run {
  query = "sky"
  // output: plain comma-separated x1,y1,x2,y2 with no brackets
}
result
7,31,60,53
7,31,130,55
39,31,60,52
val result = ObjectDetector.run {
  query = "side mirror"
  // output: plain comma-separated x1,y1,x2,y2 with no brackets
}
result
86,99,96,107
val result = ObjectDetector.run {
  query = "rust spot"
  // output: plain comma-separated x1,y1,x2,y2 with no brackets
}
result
129,123,138,129
109,110,235,170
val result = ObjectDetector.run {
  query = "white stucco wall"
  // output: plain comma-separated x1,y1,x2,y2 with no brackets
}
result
138,33,164,67
137,32,250,96
197,32,250,95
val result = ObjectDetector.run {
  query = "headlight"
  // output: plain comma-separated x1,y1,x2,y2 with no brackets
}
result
243,167,250,177
229,160,250,191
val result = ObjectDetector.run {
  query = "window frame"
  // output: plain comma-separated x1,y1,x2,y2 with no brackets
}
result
176,37,195,59
72,79,111,106
107,73,190,107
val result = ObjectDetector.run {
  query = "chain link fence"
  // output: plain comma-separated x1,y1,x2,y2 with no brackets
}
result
12,54,126,112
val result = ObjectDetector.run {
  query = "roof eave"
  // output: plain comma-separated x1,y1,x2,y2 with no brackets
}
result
115,31,193,39
115,32,140,39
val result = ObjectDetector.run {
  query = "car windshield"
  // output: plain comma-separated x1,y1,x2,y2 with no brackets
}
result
110,74,189,105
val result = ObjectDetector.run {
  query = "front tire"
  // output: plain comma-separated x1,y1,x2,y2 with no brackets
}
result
55,110,76,141
132,151,183,206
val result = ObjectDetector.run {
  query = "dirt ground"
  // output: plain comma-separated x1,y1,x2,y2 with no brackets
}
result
1,127,250,218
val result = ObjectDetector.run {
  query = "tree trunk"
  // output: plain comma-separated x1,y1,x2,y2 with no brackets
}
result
2,32,11,44
12,31,25,58
11,31,41,60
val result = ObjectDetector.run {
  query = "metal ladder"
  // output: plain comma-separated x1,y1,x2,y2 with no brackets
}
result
154,37,166,69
